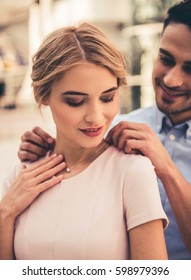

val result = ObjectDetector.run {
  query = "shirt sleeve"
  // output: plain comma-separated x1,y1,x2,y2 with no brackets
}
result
1,163,23,198
123,155,168,231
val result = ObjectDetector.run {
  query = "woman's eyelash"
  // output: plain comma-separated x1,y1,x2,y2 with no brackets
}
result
65,99,86,107
101,96,114,102
64,93,115,107
101,92,116,102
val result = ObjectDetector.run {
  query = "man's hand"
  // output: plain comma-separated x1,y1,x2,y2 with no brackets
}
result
18,127,55,162
106,121,171,177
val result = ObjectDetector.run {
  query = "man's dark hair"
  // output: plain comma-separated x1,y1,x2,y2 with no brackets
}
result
163,0,191,31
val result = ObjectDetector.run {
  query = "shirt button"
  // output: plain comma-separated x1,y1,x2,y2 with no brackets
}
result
169,134,176,141
187,130,191,136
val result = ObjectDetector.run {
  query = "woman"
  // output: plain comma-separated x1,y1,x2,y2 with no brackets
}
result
0,23,168,260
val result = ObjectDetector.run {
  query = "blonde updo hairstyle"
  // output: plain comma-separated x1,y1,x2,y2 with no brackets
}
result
31,22,127,106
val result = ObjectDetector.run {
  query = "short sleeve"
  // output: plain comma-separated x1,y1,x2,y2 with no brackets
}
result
123,155,168,230
1,163,23,198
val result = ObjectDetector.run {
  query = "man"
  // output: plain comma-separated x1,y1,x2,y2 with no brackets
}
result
18,1,191,259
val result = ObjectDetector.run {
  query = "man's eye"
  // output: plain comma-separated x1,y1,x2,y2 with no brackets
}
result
183,65,191,74
159,55,174,66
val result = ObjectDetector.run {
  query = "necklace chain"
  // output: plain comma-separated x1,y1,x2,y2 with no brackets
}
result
65,141,107,173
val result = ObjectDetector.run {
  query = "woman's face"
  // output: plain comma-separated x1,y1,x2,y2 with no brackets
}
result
47,62,119,149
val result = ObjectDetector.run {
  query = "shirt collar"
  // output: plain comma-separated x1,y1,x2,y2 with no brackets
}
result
155,106,191,138
186,120,191,138
156,107,166,133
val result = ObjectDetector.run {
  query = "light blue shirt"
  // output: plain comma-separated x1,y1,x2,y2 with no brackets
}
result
113,105,191,260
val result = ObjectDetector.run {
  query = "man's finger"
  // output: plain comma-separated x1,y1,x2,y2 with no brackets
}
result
18,150,40,162
32,127,55,144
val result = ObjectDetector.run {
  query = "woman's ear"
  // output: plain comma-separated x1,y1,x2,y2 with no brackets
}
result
40,96,49,106
41,100,48,106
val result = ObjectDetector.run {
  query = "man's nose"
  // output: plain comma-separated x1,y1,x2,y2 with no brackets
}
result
163,66,184,88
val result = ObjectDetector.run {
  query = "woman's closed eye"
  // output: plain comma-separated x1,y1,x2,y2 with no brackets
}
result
63,97,86,107
100,93,115,103
63,92,116,107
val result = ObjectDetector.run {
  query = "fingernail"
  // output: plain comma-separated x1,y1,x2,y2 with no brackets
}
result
47,138,54,143
51,153,57,158
57,154,63,159
105,138,112,145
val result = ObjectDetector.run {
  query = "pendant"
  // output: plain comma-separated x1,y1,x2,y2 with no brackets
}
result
66,167,71,173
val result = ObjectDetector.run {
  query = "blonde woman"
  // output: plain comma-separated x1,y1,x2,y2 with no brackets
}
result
0,23,168,260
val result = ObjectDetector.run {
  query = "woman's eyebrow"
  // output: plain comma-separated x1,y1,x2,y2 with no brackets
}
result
102,86,118,94
62,86,118,96
62,91,88,96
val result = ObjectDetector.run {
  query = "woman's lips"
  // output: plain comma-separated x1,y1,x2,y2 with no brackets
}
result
79,126,103,137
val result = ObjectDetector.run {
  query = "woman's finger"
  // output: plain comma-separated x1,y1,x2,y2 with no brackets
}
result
38,174,64,192
33,161,66,185
24,154,59,173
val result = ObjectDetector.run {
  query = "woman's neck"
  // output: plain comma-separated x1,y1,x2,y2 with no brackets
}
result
52,137,109,175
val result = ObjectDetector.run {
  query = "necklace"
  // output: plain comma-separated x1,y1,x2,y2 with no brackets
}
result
65,140,107,173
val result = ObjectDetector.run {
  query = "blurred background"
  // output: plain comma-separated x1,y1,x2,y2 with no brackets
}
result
0,0,177,190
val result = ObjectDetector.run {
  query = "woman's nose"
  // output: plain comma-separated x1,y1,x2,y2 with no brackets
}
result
85,104,104,124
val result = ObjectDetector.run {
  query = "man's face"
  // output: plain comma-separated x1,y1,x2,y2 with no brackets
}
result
152,23,191,124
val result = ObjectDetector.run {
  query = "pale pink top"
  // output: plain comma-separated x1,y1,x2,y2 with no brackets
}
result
3,146,168,260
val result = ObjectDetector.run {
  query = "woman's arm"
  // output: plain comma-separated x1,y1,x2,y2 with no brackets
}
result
129,219,168,260
0,209,15,260
0,154,65,259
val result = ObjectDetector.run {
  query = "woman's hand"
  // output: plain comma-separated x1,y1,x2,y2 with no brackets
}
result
0,153,65,260
1,154,66,219
18,126,55,162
